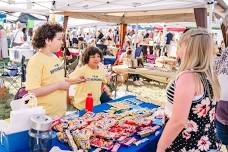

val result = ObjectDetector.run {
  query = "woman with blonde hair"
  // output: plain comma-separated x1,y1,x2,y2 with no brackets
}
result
157,28,221,152
214,14,228,151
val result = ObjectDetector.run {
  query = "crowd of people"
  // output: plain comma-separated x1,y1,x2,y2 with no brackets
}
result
0,22,33,59
65,27,179,57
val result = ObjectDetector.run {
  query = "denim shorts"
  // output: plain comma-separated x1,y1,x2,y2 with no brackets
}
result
216,120,228,145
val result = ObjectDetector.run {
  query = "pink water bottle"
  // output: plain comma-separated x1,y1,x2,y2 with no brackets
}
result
85,93,93,112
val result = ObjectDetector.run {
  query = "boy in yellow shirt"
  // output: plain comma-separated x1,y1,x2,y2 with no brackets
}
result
26,23,84,117
68,46,111,110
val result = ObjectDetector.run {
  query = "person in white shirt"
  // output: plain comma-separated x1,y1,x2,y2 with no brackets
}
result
132,31,143,48
120,47,143,86
12,22,24,47
84,33,91,43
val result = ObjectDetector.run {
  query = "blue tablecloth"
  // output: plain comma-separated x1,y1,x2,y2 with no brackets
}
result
0,95,162,152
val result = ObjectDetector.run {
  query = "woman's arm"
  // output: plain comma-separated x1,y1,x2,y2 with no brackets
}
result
157,73,196,152
28,81,70,97
66,76,86,84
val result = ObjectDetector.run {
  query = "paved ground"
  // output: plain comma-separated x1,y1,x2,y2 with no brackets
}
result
113,79,167,106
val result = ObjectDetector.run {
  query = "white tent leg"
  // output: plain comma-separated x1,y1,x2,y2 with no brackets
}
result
207,0,215,33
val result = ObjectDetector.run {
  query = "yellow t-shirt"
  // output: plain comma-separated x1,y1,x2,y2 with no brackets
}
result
69,64,106,110
26,52,66,117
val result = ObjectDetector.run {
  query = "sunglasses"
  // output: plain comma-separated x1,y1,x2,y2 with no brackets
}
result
191,32,210,37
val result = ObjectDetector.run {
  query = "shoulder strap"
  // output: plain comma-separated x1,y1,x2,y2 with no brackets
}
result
199,73,213,100
12,30,20,43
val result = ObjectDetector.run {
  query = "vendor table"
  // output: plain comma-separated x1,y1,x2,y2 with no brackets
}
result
9,48,34,62
0,95,163,152
112,65,177,97
112,65,176,84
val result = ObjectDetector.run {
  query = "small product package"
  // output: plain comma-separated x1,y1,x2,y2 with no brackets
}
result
90,137,114,150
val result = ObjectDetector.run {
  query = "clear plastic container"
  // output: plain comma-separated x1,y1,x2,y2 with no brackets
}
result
28,114,52,152
29,129,52,152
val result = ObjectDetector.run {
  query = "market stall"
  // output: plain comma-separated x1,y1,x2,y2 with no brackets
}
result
0,95,164,152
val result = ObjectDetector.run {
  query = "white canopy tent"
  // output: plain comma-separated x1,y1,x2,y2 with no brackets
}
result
0,0,227,47
54,0,227,23
0,0,227,23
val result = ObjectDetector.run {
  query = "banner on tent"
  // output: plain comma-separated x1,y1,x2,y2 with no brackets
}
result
27,19,35,28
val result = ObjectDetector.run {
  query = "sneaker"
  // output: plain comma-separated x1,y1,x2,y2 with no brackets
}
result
133,81,141,86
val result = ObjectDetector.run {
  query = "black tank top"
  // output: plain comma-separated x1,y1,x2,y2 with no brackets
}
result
165,73,221,151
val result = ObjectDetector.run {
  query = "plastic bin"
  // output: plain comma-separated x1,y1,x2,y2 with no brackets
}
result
103,56,116,65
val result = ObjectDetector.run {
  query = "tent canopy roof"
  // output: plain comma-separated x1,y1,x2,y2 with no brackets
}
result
54,0,207,12
58,8,196,23
54,0,228,23
0,0,227,23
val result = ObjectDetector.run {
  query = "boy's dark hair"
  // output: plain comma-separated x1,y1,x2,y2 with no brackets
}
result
32,23,63,49
82,46,103,65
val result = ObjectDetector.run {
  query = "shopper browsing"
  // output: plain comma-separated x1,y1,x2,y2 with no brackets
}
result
157,29,221,152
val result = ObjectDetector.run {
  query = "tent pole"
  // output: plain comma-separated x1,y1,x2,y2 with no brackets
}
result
194,8,207,28
221,23,227,47
208,1,215,33
119,23,127,49
62,15,68,78
63,15,69,47
62,15,71,106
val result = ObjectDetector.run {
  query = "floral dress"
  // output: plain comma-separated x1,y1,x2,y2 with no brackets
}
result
165,73,221,152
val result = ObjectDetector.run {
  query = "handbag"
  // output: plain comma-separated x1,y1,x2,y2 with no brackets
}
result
14,87,28,100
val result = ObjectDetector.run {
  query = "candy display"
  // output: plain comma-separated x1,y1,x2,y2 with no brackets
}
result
108,102,131,111
108,98,144,112
72,129,91,150
119,137,137,146
137,126,161,137
134,138,149,146
90,137,114,150
111,143,121,152
65,130,79,151
53,98,163,151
